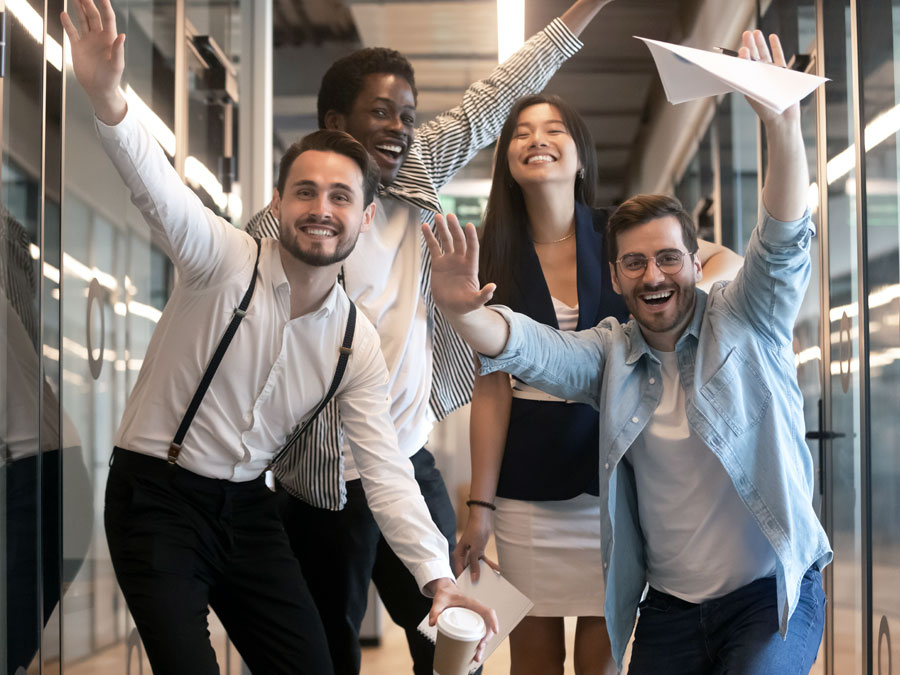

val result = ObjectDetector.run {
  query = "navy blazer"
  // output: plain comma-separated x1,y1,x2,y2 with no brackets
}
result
496,203,629,501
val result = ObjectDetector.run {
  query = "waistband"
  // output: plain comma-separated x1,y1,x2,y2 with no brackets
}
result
111,446,267,492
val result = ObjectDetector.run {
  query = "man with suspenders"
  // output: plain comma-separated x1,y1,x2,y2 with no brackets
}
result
62,1,497,673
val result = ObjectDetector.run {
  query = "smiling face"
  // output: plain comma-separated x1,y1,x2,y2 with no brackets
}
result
506,103,581,191
610,215,703,351
325,73,416,187
272,149,375,267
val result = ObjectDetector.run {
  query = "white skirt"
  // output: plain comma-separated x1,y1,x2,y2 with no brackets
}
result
493,493,606,617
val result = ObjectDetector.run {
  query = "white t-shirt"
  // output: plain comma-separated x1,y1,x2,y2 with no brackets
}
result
341,196,434,479
627,348,776,603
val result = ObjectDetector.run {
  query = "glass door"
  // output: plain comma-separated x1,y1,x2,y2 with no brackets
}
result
855,1,900,672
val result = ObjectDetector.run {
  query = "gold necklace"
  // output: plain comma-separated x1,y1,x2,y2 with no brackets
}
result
533,229,575,245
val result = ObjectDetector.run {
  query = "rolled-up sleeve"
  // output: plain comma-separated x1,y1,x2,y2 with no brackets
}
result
478,306,607,408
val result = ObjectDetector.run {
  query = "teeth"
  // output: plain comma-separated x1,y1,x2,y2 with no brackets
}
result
304,227,335,237
376,144,403,154
643,291,673,301
526,154,555,164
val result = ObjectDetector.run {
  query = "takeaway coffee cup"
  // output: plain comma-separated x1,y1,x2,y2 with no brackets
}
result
433,607,486,675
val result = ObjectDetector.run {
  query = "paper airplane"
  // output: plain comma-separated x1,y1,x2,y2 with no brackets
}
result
637,37,828,113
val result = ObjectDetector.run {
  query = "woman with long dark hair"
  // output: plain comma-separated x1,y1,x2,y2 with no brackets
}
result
454,93,741,673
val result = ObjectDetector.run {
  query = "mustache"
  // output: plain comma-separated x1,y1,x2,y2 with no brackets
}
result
294,214,342,230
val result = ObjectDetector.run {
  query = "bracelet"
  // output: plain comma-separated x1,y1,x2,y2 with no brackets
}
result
466,499,496,511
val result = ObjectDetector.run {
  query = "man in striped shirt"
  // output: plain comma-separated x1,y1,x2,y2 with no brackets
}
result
247,1,617,671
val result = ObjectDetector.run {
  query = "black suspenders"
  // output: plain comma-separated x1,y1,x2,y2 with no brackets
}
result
166,238,355,470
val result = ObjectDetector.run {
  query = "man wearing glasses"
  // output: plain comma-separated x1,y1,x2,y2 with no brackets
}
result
424,30,831,675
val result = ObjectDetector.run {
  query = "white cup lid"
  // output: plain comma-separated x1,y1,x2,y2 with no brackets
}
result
436,607,486,641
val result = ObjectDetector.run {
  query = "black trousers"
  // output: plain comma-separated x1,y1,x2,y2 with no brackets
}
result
105,447,333,675
281,448,457,675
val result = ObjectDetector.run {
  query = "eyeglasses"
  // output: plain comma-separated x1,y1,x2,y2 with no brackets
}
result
614,250,695,279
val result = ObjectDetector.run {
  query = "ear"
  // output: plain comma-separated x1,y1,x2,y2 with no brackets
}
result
610,262,622,295
360,201,376,234
324,110,346,131
692,252,703,283
271,187,282,221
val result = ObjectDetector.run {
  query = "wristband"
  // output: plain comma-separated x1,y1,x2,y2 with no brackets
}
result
466,498,496,511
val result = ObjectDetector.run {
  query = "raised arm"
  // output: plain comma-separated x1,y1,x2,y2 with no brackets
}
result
425,214,609,403
696,239,744,292
719,31,814,344
416,1,616,189
62,0,243,284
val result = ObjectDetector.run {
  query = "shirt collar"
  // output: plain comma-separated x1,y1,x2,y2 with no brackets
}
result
380,145,443,214
624,288,707,365
265,239,342,319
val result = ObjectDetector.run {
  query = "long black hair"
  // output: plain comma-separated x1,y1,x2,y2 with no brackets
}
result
479,94,598,306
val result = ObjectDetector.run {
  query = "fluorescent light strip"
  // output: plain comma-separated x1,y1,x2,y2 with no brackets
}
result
830,283,900,322
6,0,65,71
125,85,177,156
185,155,228,211
497,0,524,63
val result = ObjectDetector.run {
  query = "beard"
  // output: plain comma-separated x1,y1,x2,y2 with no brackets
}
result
625,281,697,337
280,215,359,267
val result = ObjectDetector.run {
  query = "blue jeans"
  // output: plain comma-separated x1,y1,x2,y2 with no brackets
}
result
628,567,825,675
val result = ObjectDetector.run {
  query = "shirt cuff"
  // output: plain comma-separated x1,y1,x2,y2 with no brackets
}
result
413,559,455,595
544,17,583,59
756,203,815,248
476,306,523,376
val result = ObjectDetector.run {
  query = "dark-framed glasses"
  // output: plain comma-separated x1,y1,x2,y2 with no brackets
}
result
615,250,695,279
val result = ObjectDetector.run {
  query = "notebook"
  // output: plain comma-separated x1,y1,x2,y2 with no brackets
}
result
417,565,534,672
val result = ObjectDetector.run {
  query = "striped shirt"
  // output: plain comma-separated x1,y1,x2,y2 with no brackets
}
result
247,18,583,508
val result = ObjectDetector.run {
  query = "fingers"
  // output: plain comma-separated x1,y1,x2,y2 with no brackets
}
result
452,545,467,577
81,0,103,33
478,283,496,305
469,553,482,581
73,0,91,33
741,29,787,68
98,0,119,35
769,33,787,68
447,213,466,253
112,32,126,70
60,12,80,43
482,555,501,573
422,223,443,259
433,213,455,255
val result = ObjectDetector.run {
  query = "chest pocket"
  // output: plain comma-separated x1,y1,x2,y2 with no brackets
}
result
700,347,772,436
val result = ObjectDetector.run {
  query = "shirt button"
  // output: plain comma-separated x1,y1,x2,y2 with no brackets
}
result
632,416,639,423
649,377,656,384
603,562,609,569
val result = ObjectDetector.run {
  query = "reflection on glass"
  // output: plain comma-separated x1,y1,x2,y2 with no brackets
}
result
821,2,865,673
857,0,900,669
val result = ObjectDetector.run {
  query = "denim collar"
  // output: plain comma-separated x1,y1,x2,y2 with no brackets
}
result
624,288,707,365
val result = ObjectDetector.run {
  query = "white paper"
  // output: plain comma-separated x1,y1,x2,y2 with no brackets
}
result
637,36,828,113
418,566,534,673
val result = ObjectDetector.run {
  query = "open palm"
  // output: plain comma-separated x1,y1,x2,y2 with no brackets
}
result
61,0,125,109
423,214,496,317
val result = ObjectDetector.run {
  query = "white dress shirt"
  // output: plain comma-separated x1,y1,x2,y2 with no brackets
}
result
99,110,452,591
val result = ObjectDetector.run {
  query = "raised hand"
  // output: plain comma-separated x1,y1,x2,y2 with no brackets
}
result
738,30,798,126
422,213,496,318
61,0,127,124
739,30,808,222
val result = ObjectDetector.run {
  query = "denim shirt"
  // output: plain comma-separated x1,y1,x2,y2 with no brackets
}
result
479,207,833,670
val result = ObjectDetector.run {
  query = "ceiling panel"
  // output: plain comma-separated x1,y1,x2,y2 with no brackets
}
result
273,0,701,203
